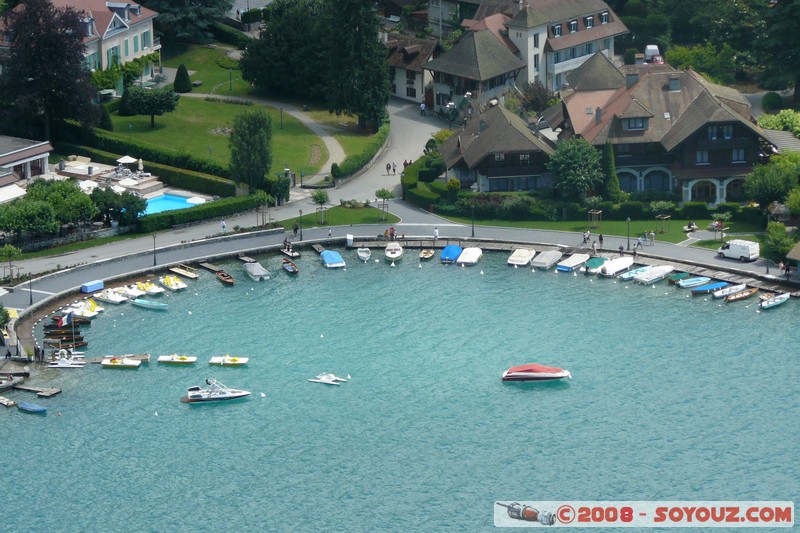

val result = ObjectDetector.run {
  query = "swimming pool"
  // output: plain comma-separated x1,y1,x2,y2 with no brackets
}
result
144,193,200,215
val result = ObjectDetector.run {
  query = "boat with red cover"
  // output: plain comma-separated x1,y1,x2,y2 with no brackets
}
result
502,363,572,382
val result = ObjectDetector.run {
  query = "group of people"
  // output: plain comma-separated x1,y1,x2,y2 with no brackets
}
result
384,227,402,241
777,261,792,280
385,162,397,175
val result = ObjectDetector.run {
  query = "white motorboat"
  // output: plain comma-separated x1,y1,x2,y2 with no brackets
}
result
209,355,249,366
530,250,562,270
357,247,372,262
159,275,188,291
47,356,86,368
456,247,483,266
180,378,251,403
157,354,197,365
93,288,128,304
385,242,403,262
712,283,747,299
243,261,270,281
507,248,535,266
633,265,674,284
308,372,349,385
599,256,634,277
115,284,146,298
556,253,590,272
502,363,572,382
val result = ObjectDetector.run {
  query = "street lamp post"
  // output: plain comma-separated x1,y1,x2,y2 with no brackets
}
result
298,210,303,240
626,217,631,250
28,273,33,306
152,234,157,266
471,203,475,238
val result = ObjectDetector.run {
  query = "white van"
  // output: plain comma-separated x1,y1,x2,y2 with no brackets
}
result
717,239,760,262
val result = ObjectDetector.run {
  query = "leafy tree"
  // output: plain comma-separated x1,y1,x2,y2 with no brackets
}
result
665,43,737,84
601,142,624,203
517,81,554,114
90,187,122,223
744,153,800,207
229,110,273,191
758,109,800,138
26,179,98,231
0,302,9,327
240,0,328,99
325,0,390,127
758,0,800,101
546,139,603,201
0,244,21,281
117,192,147,225
174,64,192,94
311,189,329,223
764,221,795,262
125,86,179,128
271,176,290,205
0,0,98,139
99,105,114,132
375,188,394,220
142,0,234,42
785,188,800,216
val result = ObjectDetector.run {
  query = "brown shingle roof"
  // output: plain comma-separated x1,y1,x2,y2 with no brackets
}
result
423,30,525,81
385,36,442,73
565,51,624,91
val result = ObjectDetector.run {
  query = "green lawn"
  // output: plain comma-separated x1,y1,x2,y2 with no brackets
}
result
447,217,764,245
283,205,399,230
161,43,252,98
109,97,328,177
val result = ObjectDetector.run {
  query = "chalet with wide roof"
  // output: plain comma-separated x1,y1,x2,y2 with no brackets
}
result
385,36,443,104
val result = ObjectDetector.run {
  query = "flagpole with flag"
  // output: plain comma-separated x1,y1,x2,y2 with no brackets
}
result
58,311,74,352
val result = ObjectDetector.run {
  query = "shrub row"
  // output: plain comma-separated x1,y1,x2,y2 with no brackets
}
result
331,120,390,180
54,142,236,198
58,120,229,178
138,193,268,233
210,22,254,50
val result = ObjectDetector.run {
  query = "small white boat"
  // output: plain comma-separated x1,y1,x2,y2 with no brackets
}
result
115,284,146,298
243,261,270,281
676,276,711,288
385,242,403,262
159,275,188,291
209,355,249,366
419,249,435,261
530,250,562,270
502,363,572,382
101,355,142,368
760,292,790,309
47,356,86,368
180,378,251,403
93,288,128,304
157,354,197,365
456,247,483,266
581,256,609,275
556,253,590,272
357,247,372,262
599,256,634,277
618,265,652,281
137,281,165,295
633,265,674,284
713,283,747,299
64,303,98,319
308,372,349,385
507,248,535,266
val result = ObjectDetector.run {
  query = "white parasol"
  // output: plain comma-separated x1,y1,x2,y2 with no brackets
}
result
138,158,144,171
116,155,137,164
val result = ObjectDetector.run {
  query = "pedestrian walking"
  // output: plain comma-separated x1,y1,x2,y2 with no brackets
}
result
420,102,426,116
636,236,644,249
591,240,598,256
433,227,439,241
221,220,227,234
599,234,604,247
328,228,332,238
619,245,624,257
392,162,397,175
386,163,391,175
293,222,299,237
785,263,791,279
649,230,655,245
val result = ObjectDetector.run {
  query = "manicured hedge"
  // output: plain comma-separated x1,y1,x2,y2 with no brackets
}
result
333,120,390,179
105,99,121,114
680,201,711,220
138,193,269,233
405,180,438,208
210,22,254,50
54,142,236,197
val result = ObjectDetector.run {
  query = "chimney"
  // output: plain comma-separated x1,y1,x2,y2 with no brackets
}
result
479,119,487,131
669,76,681,92
626,73,639,89
595,107,602,124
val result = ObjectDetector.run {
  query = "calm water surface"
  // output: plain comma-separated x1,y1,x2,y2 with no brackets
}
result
2,251,797,532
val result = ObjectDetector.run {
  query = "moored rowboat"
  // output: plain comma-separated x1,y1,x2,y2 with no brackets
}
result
726,287,758,302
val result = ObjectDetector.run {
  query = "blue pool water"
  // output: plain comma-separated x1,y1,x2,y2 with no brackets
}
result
145,193,196,215
3,252,798,531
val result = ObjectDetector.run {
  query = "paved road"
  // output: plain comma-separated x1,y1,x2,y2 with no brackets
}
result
1,98,796,315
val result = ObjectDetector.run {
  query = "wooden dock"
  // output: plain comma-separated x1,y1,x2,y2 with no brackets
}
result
237,254,256,263
0,396,16,407
198,262,223,273
13,384,61,397
311,244,326,254
169,264,199,279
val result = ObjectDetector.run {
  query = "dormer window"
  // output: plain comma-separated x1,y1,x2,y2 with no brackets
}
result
601,11,609,24
553,24,561,37
569,20,578,33
623,118,647,131
585,16,594,28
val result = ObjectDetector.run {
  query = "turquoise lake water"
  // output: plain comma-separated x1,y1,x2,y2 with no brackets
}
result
2,251,798,532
